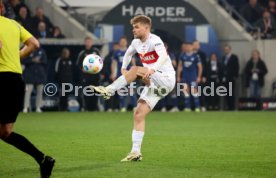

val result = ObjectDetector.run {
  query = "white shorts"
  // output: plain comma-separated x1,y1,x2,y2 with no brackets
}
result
138,71,176,110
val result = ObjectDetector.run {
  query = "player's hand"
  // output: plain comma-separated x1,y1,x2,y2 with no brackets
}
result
196,77,201,83
143,68,155,79
121,68,128,76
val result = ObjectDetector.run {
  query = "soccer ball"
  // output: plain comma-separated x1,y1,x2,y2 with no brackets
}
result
82,54,103,74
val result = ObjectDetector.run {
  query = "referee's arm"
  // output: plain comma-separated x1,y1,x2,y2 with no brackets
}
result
20,37,40,59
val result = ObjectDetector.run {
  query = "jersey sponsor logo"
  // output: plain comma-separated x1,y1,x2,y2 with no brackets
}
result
138,51,159,64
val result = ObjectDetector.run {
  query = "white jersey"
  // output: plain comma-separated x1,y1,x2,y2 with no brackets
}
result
124,33,175,75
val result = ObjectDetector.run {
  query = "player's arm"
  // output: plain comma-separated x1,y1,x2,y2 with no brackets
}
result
121,44,136,75
18,22,40,59
150,39,167,72
177,60,183,83
20,37,39,59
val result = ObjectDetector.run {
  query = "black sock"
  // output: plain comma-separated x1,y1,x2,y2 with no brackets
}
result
3,132,45,164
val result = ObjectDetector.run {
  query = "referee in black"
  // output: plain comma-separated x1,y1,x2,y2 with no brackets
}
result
0,1,55,178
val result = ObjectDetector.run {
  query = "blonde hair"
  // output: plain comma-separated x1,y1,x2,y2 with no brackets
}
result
130,15,152,27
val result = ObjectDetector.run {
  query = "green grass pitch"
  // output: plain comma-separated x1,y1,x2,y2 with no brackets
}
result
0,112,276,178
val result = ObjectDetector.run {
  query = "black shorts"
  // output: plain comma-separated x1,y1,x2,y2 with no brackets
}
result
0,72,25,124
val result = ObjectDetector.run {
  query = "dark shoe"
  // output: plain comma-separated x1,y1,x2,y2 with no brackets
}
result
40,156,55,178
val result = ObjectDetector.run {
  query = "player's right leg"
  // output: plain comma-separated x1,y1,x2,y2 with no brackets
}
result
121,71,175,162
91,66,149,100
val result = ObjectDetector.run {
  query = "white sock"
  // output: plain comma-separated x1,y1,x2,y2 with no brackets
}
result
131,130,144,153
107,75,127,93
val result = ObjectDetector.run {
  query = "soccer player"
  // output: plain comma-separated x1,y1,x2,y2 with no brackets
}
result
91,15,176,161
193,40,207,112
0,1,55,177
177,42,202,112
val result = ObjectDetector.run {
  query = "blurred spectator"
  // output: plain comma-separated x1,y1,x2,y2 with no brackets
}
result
177,42,202,112
22,47,47,113
101,43,119,111
240,0,264,24
193,40,207,112
52,26,66,39
4,0,30,18
244,49,268,98
55,48,73,111
3,0,17,19
206,53,222,110
221,44,239,110
111,37,137,112
31,7,53,33
76,37,100,111
15,6,32,32
255,10,276,38
34,21,51,38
